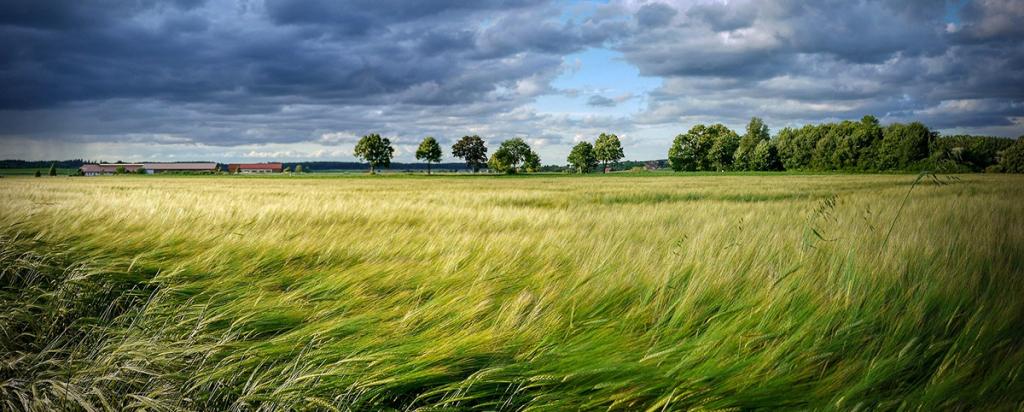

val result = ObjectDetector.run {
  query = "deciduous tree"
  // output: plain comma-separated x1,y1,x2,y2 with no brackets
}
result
668,124,726,172
523,150,541,173
751,140,782,171
594,133,624,173
452,135,488,173
734,117,770,170
1000,137,1024,173
708,126,741,171
415,136,443,174
354,133,394,174
567,141,598,173
878,122,932,170
488,138,538,174
669,130,699,172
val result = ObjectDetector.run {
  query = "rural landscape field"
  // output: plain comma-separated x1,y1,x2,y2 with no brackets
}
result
2,173,1023,410
4,0,1024,410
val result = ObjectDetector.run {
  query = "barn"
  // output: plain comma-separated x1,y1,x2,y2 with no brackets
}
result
79,162,217,175
79,164,144,176
143,163,218,174
228,163,284,174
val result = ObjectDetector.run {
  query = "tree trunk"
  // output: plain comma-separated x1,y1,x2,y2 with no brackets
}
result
603,161,608,173
428,162,432,175
369,164,374,174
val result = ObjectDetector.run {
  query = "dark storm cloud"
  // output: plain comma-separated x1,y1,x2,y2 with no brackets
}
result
0,0,585,111
0,0,1022,161
0,0,609,149
618,0,1024,136
952,0,1024,43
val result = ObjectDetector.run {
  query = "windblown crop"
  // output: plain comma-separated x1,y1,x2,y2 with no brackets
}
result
2,174,1023,410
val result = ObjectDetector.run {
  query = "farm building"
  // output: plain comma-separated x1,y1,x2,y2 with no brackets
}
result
79,163,217,175
228,163,283,174
143,163,217,174
80,164,144,176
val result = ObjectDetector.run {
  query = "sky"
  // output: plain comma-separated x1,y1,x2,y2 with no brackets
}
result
0,0,1022,163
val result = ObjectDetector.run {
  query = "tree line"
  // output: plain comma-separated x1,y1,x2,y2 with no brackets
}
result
354,133,625,174
354,134,546,174
354,118,1023,174
667,116,1024,173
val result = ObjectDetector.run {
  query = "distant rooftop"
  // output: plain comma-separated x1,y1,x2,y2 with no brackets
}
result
143,162,217,170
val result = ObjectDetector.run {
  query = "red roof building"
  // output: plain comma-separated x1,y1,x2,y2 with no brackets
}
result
228,163,284,173
79,164,143,176
79,162,216,175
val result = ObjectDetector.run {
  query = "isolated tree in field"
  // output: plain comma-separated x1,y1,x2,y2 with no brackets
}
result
416,136,443,175
567,141,598,173
48,164,56,176
354,133,395,174
294,164,303,173
115,165,127,174
452,135,488,173
734,117,770,170
594,133,624,173
34,170,41,177
488,138,537,174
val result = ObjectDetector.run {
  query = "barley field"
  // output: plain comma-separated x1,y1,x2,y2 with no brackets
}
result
2,174,1023,410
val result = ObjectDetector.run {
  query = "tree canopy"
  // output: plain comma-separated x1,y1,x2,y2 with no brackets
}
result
354,133,395,174
489,138,539,174
734,117,770,171
567,141,598,173
594,133,624,173
769,119,953,172
669,124,735,171
1000,137,1024,173
415,137,443,174
708,126,741,171
452,135,488,173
